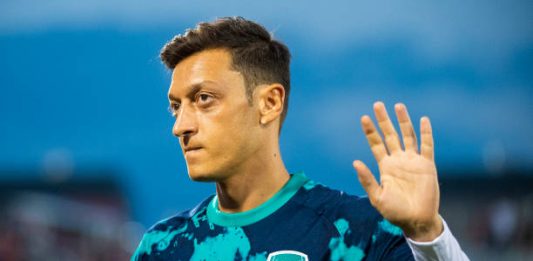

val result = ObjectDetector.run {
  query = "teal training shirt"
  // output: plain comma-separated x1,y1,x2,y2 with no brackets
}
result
132,172,414,260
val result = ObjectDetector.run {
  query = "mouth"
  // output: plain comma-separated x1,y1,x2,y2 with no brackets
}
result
184,147,202,154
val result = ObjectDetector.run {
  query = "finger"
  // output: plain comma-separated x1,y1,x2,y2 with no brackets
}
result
374,102,402,153
361,115,388,163
353,160,381,206
420,116,434,160
394,103,418,152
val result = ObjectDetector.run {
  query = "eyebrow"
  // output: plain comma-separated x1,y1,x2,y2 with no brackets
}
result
168,83,204,102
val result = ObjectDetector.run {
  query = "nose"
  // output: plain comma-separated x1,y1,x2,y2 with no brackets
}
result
172,105,198,138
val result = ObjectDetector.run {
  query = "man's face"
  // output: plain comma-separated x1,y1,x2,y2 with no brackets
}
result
168,49,262,181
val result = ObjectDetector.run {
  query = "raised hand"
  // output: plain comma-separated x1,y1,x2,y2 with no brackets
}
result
353,102,443,241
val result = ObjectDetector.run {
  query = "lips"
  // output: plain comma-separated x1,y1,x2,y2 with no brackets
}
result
184,147,202,153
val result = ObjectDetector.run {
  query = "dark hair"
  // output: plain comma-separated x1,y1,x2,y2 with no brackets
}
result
160,16,291,128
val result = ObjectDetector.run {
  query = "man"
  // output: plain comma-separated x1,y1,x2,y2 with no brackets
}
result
132,17,468,260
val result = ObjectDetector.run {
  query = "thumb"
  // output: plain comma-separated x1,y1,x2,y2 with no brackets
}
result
353,160,381,206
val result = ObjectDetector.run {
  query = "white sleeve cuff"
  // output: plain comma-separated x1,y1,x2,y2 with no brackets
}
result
405,218,469,261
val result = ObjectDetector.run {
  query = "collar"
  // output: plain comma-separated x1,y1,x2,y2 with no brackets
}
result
206,171,309,227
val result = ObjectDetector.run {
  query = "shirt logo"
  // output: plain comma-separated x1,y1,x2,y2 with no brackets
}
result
267,250,308,261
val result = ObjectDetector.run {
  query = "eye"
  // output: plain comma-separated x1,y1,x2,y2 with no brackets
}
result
168,102,180,117
196,93,214,105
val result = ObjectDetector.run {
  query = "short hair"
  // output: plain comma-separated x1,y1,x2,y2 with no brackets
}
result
160,16,291,129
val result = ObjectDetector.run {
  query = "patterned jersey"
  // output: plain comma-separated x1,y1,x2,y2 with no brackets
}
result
132,172,414,260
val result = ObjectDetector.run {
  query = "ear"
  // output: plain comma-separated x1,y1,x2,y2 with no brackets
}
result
257,83,285,126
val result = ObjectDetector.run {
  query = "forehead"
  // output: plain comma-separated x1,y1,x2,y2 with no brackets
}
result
170,49,242,94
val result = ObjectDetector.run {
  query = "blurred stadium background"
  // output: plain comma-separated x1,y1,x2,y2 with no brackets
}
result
1,0,532,260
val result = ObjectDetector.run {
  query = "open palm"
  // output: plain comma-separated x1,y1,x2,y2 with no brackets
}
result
354,102,442,241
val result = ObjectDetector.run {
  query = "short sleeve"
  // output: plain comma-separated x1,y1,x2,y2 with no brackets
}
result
365,218,415,260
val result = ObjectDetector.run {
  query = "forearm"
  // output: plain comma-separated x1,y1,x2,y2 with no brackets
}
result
405,218,469,261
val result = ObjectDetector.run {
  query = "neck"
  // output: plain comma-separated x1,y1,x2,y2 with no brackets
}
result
215,143,289,213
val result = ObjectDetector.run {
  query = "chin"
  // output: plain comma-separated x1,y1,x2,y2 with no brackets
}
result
186,165,222,182
188,173,215,182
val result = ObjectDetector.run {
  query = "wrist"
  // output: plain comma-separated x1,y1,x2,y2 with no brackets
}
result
403,215,443,242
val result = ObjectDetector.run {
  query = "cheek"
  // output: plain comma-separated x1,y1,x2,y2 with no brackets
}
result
203,104,259,155
208,98,256,132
